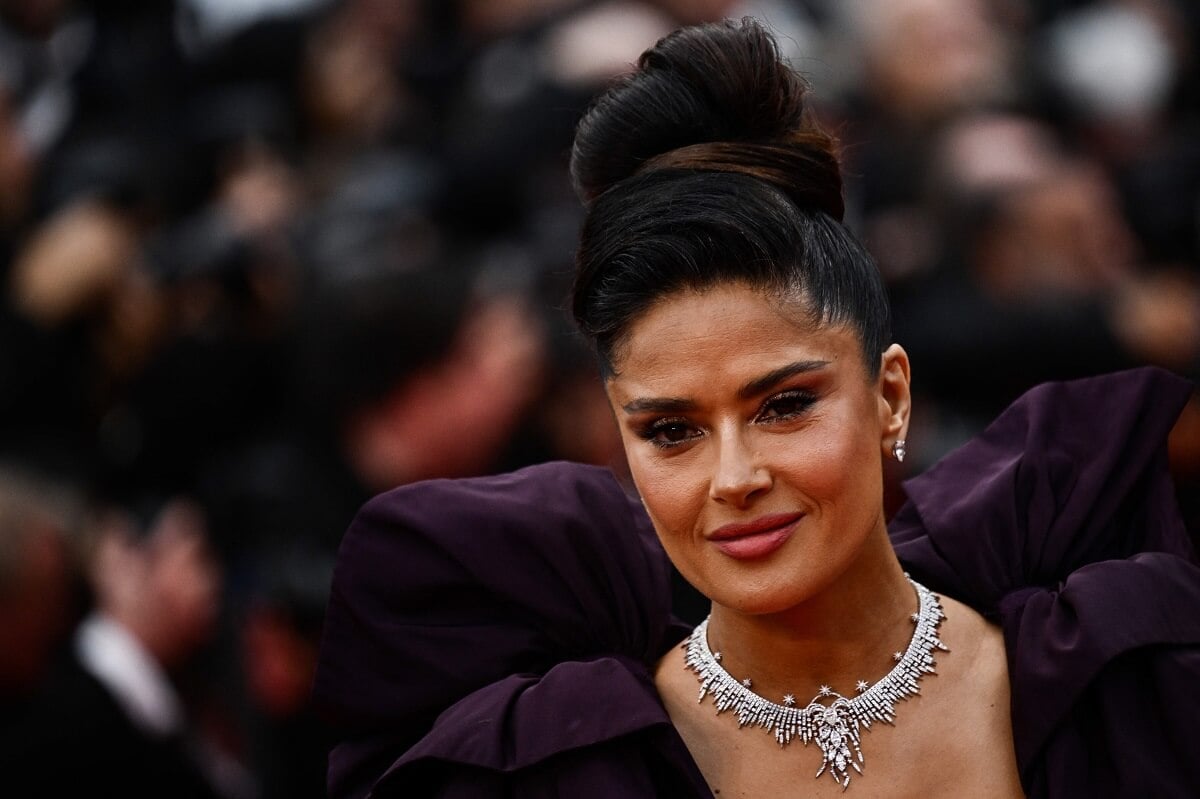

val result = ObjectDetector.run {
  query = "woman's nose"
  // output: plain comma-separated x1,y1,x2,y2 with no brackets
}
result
708,433,771,507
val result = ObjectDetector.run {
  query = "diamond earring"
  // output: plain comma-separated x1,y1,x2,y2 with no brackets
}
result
891,439,907,463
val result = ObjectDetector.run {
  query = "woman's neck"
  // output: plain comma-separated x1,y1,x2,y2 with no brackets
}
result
703,528,915,702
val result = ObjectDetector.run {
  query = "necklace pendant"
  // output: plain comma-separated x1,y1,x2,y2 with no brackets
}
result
812,700,863,788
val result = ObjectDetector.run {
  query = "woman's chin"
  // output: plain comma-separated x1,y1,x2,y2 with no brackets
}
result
707,584,817,616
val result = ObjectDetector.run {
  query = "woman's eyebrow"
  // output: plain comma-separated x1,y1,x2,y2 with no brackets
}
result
621,396,695,414
737,360,830,399
621,360,830,413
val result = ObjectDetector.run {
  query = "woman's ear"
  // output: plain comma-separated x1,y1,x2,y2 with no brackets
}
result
877,344,911,456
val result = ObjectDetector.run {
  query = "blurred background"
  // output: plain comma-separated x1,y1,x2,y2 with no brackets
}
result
0,0,1197,796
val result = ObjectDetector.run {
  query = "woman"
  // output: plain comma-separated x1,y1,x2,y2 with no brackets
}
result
314,19,1200,798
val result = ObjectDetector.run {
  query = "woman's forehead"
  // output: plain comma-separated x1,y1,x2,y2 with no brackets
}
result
607,284,858,387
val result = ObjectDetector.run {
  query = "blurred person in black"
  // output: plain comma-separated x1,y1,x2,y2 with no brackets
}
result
10,496,234,799
0,194,162,481
0,0,205,484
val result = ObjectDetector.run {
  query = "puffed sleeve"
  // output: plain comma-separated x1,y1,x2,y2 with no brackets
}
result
312,461,697,799
889,367,1200,798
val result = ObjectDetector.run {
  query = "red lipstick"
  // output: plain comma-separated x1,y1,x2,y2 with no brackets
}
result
708,513,803,560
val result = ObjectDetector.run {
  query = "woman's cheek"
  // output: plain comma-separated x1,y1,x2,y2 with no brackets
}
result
764,426,847,494
636,461,690,527
633,455,708,543
808,423,886,523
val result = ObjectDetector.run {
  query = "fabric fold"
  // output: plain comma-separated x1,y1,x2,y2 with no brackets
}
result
313,461,690,798
891,367,1200,796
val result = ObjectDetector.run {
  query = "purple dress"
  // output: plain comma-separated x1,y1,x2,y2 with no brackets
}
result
313,368,1200,798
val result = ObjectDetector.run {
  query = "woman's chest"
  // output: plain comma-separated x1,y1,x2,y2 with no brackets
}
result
656,618,1025,799
671,697,1024,799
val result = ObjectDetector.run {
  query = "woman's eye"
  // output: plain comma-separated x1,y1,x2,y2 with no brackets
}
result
638,419,699,448
757,390,816,422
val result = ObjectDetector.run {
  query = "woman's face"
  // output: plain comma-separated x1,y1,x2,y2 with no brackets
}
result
605,283,909,615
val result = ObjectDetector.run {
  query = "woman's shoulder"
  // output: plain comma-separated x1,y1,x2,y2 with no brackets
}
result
313,461,699,798
890,367,1200,796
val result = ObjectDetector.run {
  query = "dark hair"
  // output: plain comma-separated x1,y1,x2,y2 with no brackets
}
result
570,18,890,377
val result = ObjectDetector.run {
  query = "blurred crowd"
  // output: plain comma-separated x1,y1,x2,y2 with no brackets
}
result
0,0,1197,796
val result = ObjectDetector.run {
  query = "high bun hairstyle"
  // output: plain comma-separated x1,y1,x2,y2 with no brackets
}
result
571,18,891,378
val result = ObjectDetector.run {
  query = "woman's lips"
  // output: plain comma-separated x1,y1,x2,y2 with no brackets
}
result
708,513,803,560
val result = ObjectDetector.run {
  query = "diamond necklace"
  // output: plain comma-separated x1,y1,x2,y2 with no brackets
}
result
682,576,947,789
